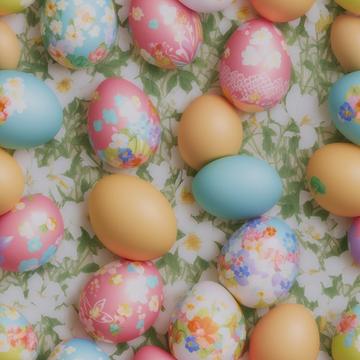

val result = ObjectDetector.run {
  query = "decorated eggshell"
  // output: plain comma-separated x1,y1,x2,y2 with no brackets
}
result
218,217,299,308
220,19,291,112
49,338,109,360
178,0,233,13
335,0,360,15
0,21,21,70
0,0,35,15
129,0,203,69
88,78,161,169
41,0,117,69
135,345,175,360
168,281,246,360
79,260,164,344
0,304,38,359
348,218,360,264
0,71,62,149
0,194,64,273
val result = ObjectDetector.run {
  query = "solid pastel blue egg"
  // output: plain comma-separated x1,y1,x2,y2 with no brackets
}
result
192,155,283,220
0,71,62,149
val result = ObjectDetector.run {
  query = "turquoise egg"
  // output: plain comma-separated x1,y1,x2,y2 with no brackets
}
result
192,155,283,220
0,71,63,149
329,71,360,145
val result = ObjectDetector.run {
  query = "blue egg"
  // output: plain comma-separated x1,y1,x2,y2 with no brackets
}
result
192,155,282,220
329,71,360,145
49,338,109,360
0,71,63,149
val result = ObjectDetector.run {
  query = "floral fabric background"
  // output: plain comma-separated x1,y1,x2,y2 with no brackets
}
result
0,0,354,359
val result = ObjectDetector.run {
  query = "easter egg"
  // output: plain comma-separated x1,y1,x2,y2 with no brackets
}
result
348,218,360,264
192,155,282,220
41,0,117,69
129,0,203,69
0,0,35,15
0,149,24,216
178,94,243,170
335,0,360,15
135,346,175,360
49,338,109,360
0,21,21,70
0,71,63,149
0,194,64,273
79,260,164,344
0,304,38,360
219,19,291,112
88,78,161,169
306,143,360,217
249,304,320,360
218,217,300,308
177,0,233,13
88,174,177,261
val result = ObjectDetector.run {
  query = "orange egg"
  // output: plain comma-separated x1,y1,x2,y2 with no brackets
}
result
0,21,21,70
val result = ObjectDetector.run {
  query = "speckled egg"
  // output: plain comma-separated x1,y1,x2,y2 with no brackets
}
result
49,338,109,360
168,281,246,360
129,0,203,69
0,304,38,359
178,0,233,13
0,194,64,273
88,78,161,169
218,217,300,309
220,19,291,112
41,0,117,69
79,260,164,344
0,0,35,15
135,346,175,360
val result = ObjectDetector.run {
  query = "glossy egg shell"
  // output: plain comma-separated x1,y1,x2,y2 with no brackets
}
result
135,345,175,360
88,78,161,169
348,218,360,264
0,21,21,70
0,194,64,273
220,19,291,112
129,0,203,69
335,0,360,15
79,260,164,344
41,0,117,69
0,0,35,15
178,0,233,13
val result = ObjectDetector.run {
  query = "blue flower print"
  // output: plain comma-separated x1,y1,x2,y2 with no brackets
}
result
146,276,159,288
148,19,159,30
354,305,360,317
283,232,298,253
19,259,39,272
345,331,355,348
118,148,134,163
103,108,118,124
109,323,120,334
40,245,57,265
115,95,125,107
280,279,291,291
93,120,103,132
127,263,137,272
136,319,144,329
185,336,200,353
27,236,42,253
339,102,355,122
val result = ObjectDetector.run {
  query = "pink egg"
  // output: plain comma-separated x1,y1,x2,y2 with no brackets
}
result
220,19,292,113
129,0,203,69
88,78,161,169
0,194,64,273
79,260,164,344
135,345,175,360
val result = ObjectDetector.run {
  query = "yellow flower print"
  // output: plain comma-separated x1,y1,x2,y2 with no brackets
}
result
110,274,123,286
132,6,144,21
184,234,201,252
131,96,141,108
117,304,132,318
224,47,231,59
149,295,159,312
47,217,57,231
45,1,57,17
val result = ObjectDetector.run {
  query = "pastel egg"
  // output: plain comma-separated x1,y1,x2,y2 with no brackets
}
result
0,21,21,70
0,194,64,273
168,281,246,360
220,19,291,112
88,78,161,169
192,155,282,220
49,338,109,360
0,304,38,359
348,218,360,264
177,0,233,13
0,0,35,15
129,0,203,69
79,260,164,344
335,0,360,15
135,346,175,360
41,0,117,69
0,71,63,149
218,217,299,308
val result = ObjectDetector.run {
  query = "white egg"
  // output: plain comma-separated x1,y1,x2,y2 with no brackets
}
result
178,0,233,13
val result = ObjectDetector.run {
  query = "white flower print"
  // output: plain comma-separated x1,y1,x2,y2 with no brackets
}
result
125,275,148,304
89,25,100,38
101,6,115,25
65,25,85,48
159,4,177,26
18,221,35,239
263,50,281,69
241,45,260,67
50,20,62,35
109,133,129,149
75,4,96,30
249,27,273,46
149,295,160,312
57,0,68,11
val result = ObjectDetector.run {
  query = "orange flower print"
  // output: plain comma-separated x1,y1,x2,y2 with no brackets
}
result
150,43,176,69
338,314,358,334
264,226,277,237
188,316,218,346
0,96,10,124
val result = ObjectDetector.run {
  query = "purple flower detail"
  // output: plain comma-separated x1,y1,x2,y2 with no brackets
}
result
339,102,355,122
185,336,200,353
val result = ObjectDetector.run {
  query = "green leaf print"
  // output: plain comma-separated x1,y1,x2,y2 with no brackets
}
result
310,176,326,195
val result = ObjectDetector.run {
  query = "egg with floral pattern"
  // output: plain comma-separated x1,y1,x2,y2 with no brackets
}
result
218,216,300,309
168,281,246,360
88,78,161,169
178,0,233,13
79,260,164,344
0,194,64,273
41,0,117,69
129,0,203,69
220,19,291,112
0,304,38,359
0,0,35,16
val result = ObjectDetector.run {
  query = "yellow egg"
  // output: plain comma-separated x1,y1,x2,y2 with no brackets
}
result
88,174,177,261
249,304,320,360
306,143,360,217
335,0,360,15
0,21,21,70
0,0,35,15
178,94,243,170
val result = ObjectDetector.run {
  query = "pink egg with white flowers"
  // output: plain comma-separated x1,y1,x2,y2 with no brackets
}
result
220,19,292,113
129,0,203,69
0,194,64,273
79,260,164,344
135,345,175,360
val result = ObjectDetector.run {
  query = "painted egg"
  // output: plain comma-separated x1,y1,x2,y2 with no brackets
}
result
0,304,38,359
348,218,360,264
168,281,246,360
135,346,175,360
41,0,117,69
129,0,203,69
79,260,164,344
0,194,64,273
306,143,360,217
0,21,21,70
178,0,233,13
49,338,109,360
0,71,63,149
88,78,161,169
0,0,35,15
218,217,299,308
192,155,282,220
335,0,360,15
219,19,291,112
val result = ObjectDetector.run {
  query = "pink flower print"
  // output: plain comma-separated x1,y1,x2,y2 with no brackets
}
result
338,314,358,334
89,45,108,64
25,327,37,351
0,96,10,124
